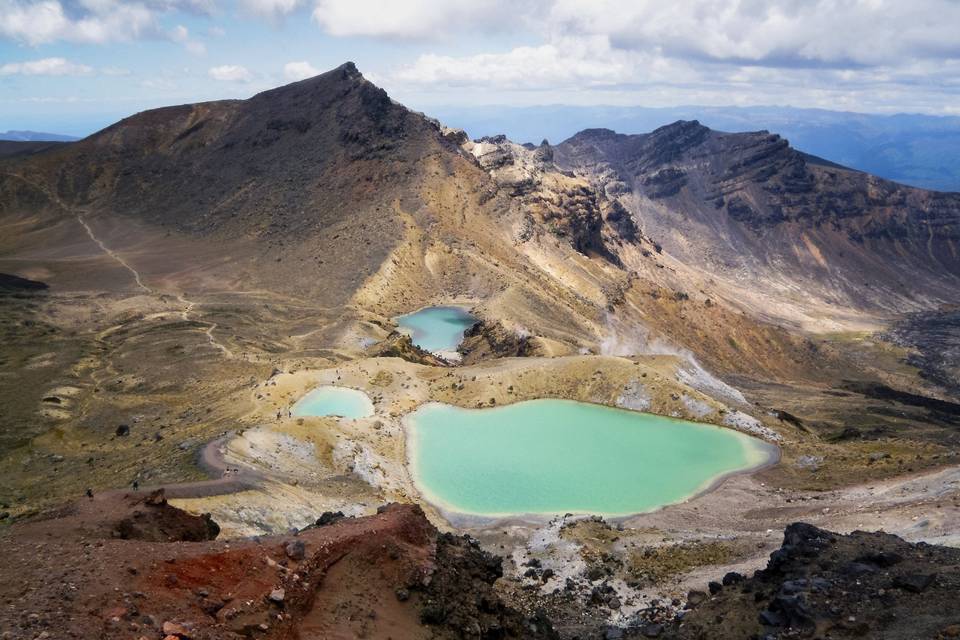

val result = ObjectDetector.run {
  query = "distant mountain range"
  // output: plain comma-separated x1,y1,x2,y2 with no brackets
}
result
3,63,956,327
0,130,79,142
427,105,960,193
8,106,960,192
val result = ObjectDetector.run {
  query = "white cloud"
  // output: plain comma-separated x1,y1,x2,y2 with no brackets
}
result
169,23,205,54
239,0,302,18
311,0,531,39
371,0,960,114
0,57,94,76
397,37,642,89
545,0,960,68
208,64,252,82
283,60,319,81
0,0,156,44
0,0,214,45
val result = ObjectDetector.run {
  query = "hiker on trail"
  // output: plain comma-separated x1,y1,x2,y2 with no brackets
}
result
132,480,139,491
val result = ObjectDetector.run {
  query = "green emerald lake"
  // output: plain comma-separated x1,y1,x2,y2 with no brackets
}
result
407,399,776,518
292,386,374,419
394,305,476,353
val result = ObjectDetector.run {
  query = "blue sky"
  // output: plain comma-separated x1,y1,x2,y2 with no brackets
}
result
2,0,959,136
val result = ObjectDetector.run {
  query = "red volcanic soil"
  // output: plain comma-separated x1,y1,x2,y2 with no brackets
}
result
0,491,554,639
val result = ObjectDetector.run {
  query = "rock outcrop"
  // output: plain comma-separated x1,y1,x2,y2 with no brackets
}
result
554,121,960,311
457,320,538,365
368,331,451,366
669,523,960,639
0,497,556,639
464,135,640,259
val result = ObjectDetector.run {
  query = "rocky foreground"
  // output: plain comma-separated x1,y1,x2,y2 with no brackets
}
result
1,493,958,640
672,523,960,640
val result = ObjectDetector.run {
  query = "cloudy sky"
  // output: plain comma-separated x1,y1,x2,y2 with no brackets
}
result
1,0,959,135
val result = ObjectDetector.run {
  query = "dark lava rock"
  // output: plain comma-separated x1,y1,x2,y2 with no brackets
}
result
112,491,219,542
708,581,722,595
892,573,936,593
722,571,744,586
857,551,903,568
315,511,345,526
758,609,782,627
670,522,960,640
415,531,558,639
642,623,665,638
841,562,877,577
284,539,305,561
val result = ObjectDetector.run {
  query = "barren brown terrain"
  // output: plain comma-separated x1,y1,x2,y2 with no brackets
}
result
1,62,959,639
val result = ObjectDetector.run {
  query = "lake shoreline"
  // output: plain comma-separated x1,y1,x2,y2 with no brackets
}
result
404,398,780,526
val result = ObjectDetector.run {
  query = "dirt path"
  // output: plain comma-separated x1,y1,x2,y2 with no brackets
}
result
95,433,265,502
75,213,152,293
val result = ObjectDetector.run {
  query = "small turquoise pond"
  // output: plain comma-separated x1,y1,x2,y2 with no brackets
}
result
407,399,776,518
394,305,476,353
292,386,374,419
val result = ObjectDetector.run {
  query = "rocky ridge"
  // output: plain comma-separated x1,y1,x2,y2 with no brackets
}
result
553,121,960,311
0,496,557,639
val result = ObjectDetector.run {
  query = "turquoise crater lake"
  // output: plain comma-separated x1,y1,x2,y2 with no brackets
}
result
292,386,374,419
394,305,476,353
407,399,776,518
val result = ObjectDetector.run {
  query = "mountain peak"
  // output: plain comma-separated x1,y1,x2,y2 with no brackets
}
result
250,60,369,104
647,119,710,147
337,61,361,78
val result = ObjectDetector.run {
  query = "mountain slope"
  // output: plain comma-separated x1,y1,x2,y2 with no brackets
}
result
2,64,957,369
2,63,960,640
429,104,960,191
554,122,960,321
0,64,488,304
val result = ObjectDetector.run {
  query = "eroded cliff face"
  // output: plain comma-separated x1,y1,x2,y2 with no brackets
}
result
554,121,960,313
463,135,641,260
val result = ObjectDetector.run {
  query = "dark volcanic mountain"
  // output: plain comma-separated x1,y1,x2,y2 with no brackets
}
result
2,62,960,640
0,63,484,306
554,122,960,314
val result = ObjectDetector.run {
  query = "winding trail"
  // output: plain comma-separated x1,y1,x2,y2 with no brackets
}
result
98,432,265,501
2,170,235,358
177,293,233,358
75,213,151,293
